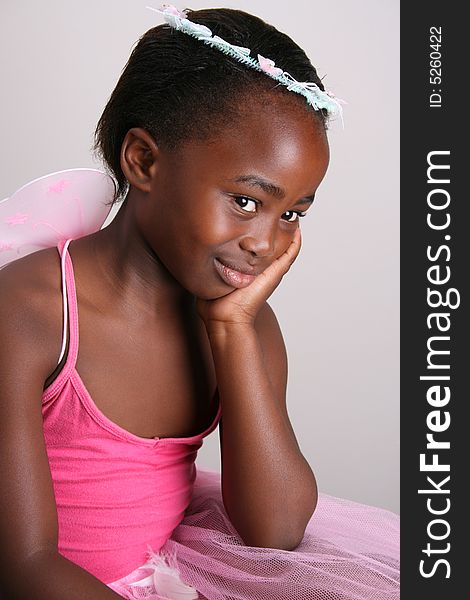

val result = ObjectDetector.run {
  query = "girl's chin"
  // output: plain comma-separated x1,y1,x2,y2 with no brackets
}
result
194,285,235,301
186,267,236,300
174,264,236,300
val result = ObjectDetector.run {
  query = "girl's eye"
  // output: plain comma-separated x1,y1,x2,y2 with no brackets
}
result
282,210,307,223
234,196,257,213
232,197,307,221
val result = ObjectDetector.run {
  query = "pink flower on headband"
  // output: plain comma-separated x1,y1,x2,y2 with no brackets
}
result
161,4,188,19
257,54,283,77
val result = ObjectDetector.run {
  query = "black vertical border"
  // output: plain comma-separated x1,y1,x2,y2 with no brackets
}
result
401,2,465,598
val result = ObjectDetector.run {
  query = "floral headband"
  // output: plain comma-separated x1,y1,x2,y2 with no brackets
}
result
147,4,344,123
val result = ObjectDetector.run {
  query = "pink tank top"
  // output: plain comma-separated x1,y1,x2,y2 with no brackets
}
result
41,239,222,584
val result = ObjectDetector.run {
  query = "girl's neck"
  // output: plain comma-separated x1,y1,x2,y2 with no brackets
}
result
80,195,194,323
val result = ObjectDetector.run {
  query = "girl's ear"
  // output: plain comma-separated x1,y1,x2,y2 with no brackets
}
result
120,127,159,194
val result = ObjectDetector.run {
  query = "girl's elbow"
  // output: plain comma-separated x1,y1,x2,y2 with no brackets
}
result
280,484,318,550
269,483,318,550
246,527,305,551
241,510,314,551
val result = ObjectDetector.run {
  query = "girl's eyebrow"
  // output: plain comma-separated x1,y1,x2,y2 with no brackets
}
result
227,175,316,205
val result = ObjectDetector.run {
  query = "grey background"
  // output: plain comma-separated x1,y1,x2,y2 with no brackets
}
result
0,1,399,513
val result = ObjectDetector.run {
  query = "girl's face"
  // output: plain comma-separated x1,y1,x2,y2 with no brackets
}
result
140,101,330,299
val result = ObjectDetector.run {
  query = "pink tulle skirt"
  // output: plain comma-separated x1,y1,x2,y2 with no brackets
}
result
108,469,399,600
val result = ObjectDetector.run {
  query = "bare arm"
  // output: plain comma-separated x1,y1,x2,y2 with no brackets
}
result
197,229,317,550
210,303,317,550
0,264,121,599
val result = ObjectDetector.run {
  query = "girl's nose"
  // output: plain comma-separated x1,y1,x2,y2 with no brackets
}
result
239,224,276,258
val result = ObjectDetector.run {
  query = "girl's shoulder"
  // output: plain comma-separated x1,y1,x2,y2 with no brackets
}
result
0,247,63,374
0,245,62,311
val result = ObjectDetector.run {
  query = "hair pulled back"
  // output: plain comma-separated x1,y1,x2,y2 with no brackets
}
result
93,8,328,202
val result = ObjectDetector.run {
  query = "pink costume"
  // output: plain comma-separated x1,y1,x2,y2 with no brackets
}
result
40,238,399,600
42,239,221,588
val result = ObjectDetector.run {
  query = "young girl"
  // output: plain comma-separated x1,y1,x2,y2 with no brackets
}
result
0,6,399,599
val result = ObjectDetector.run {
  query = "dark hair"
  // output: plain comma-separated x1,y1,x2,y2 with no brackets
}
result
93,8,328,203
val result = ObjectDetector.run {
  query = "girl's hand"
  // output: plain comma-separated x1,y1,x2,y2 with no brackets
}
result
197,228,301,333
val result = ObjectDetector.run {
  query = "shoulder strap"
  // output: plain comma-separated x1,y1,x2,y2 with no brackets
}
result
57,239,79,368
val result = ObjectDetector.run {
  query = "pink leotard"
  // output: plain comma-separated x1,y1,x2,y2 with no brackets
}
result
41,239,222,584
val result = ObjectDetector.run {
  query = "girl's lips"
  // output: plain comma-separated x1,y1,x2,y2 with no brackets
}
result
214,258,257,289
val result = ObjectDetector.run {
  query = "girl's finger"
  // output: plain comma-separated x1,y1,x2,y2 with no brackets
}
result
235,228,302,304
263,228,302,280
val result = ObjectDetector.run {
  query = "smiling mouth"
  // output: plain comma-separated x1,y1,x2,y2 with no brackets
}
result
214,258,259,289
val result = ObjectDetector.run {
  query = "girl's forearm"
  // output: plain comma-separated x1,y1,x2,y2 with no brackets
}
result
1,549,122,600
208,323,317,550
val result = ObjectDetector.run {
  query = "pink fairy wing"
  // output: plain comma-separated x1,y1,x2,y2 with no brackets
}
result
0,168,115,269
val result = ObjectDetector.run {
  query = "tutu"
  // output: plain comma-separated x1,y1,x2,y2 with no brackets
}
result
109,469,399,600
